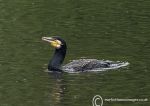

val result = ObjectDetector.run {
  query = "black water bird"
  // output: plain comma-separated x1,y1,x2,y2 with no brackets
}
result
42,36,129,72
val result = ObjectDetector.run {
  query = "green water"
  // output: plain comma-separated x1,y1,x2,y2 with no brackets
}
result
0,0,150,106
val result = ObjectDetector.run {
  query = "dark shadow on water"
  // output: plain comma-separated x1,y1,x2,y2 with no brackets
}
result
48,71,63,80
48,71,65,106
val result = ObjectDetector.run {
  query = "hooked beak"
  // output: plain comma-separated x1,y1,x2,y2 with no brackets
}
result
42,37,54,43
42,37,62,49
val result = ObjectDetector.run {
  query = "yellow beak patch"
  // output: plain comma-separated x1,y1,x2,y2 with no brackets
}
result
50,40,62,48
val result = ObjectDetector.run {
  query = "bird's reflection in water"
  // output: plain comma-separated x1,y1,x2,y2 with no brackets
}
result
48,72,65,105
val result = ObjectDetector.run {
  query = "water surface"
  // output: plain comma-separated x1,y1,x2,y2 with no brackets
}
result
0,0,150,106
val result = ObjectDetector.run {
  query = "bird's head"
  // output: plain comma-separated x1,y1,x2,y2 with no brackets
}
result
42,36,66,49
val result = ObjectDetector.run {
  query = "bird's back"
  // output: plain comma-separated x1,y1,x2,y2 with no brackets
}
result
62,59,114,72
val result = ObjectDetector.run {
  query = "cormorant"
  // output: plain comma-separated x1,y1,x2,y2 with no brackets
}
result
42,36,129,72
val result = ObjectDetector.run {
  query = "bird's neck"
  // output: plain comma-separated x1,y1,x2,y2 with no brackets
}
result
48,47,66,71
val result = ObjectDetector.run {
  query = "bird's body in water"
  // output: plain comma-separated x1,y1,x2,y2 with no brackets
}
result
62,59,107,71
42,36,129,72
